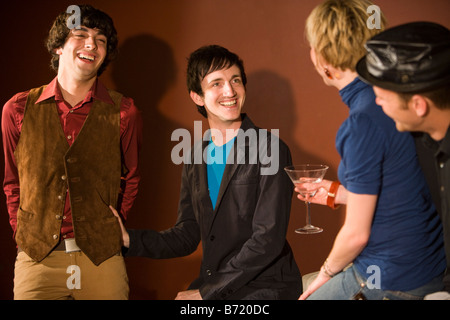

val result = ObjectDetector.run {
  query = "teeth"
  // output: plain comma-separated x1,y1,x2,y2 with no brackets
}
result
78,53,94,61
220,100,236,106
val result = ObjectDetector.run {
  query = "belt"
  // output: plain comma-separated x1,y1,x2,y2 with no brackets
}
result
17,238,81,254
54,238,82,253
18,239,120,255
55,240,121,256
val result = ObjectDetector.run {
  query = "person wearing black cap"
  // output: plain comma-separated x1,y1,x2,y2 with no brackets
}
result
357,21,450,295
298,0,446,300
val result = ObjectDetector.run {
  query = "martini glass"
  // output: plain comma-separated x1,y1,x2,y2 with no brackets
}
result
285,164,329,234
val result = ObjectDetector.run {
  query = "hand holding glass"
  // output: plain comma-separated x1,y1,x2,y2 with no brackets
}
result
285,164,329,234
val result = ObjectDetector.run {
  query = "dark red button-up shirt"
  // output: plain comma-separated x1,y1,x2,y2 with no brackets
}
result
2,77,142,240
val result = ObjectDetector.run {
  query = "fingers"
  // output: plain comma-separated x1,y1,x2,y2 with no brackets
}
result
299,292,310,300
295,186,329,206
109,205,130,248
109,205,119,217
296,191,313,201
175,290,202,300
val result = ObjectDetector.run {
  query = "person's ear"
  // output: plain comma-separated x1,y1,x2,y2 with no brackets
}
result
410,95,429,117
190,91,204,106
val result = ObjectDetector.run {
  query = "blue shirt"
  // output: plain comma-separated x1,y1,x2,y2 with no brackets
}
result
336,78,445,291
207,137,236,209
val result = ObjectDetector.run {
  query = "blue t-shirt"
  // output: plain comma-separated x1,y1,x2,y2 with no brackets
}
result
336,78,445,291
206,137,236,209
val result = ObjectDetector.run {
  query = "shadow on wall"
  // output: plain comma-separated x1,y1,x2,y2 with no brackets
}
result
111,34,202,299
245,70,341,276
245,70,327,163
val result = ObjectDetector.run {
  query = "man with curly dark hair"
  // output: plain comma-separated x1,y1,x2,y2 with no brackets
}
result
1,5,142,299
46,5,118,77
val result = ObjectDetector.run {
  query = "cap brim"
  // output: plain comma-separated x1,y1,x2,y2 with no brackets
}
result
356,57,450,93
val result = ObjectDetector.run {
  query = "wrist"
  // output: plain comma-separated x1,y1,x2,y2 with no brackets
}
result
123,230,130,248
321,259,338,278
320,265,332,278
326,181,341,209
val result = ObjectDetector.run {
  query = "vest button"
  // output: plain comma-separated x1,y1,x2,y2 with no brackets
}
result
61,175,67,180
52,234,59,240
55,215,61,220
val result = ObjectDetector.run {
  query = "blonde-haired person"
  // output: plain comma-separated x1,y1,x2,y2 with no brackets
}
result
298,0,445,300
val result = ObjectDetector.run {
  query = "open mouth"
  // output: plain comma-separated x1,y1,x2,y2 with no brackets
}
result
220,99,237,107
77,53,95,62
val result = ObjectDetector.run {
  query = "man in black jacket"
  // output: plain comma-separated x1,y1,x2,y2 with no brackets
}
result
112,45,302,300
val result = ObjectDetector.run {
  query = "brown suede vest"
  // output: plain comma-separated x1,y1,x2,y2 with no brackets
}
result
14,85,122,266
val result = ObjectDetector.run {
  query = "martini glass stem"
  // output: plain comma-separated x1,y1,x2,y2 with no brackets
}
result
305,201,312,227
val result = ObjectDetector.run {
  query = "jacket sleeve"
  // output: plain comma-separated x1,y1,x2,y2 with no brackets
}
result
200,135,294,300
124,163,201,259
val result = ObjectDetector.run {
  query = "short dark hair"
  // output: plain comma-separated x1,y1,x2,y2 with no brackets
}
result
46,4,118,76
398,86,450,110
186,45,247,118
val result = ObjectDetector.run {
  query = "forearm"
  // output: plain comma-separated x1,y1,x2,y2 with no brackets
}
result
322,193,377,275
118,172,139,219
3,150,20,233
4,184,19,234
335,184,348,205
323,226,368,275
2,98,21,234
126,221,200,259
119,98,142,219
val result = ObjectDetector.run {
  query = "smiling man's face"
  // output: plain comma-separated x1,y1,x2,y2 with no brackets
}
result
56,26,107,81
190,65,246,128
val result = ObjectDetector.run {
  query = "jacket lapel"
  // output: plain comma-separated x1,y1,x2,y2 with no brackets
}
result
197,139,214,209
213,140,242,213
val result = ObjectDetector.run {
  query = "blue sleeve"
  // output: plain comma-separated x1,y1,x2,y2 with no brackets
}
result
340,113,387,195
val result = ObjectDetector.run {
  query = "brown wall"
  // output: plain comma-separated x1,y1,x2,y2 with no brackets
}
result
0,0,448,300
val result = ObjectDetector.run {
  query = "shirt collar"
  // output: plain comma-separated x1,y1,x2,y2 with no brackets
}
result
438,126,450,156
421,126,450,157
339,77,368,108
35,76,114,105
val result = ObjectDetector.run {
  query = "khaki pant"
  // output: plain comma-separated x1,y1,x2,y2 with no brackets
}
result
14,250,129,300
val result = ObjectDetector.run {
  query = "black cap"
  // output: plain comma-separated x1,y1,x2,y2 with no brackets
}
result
356,22,450,93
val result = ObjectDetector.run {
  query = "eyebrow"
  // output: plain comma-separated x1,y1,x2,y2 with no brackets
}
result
73,27,106,37
207,74,241,84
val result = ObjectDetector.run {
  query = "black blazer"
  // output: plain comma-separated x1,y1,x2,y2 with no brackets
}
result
126,114,302,299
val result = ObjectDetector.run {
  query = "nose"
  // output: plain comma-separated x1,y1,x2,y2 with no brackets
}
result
85,36,97,50
375,97,382,106
223,81,236,97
